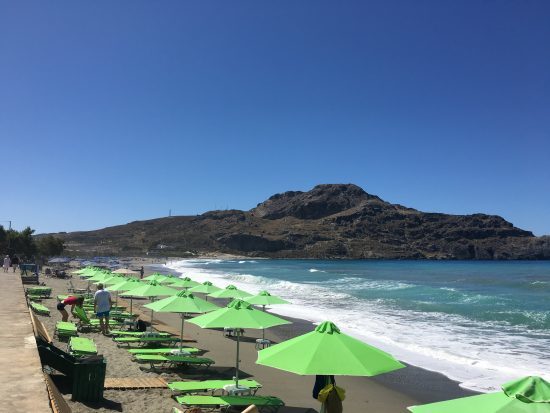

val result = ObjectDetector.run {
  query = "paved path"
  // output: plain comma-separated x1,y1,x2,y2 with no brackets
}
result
0,271,51,412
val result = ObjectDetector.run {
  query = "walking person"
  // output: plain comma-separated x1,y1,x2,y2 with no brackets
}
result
94,283,112,335
11,255,19,273
3,255,10,273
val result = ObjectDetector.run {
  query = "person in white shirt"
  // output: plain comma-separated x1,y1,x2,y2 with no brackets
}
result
94,283,112,335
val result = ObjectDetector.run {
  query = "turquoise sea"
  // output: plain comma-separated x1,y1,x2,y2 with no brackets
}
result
166,259,550,392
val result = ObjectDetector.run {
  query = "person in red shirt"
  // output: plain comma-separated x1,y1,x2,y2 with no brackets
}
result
56,295,84,322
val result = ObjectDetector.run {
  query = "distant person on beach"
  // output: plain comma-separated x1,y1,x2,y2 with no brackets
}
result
56,295,84,322
94,283,112,335
11,255,19,272
140,266,144,279
3,255,10,272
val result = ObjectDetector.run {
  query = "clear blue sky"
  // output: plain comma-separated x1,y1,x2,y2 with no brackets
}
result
1,1,549,235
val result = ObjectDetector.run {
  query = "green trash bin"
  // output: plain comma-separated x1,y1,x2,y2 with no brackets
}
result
72,355,106,402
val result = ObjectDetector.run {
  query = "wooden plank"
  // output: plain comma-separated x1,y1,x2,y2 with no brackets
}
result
29,307,53,343
44,374,72,413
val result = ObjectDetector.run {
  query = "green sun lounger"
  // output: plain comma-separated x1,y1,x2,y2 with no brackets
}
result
69,337,98,356
114,335,182,347
168,379,262,395
134,354,214,369
83,305,126,311
27,294,43,301
27,287,52,298
73,307,122,330
56,321,78,339
110,330,172,337
30,301,50,316
128,347,201,355
176,395,284,411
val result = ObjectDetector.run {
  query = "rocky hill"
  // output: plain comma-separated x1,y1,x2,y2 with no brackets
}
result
57,184,550,259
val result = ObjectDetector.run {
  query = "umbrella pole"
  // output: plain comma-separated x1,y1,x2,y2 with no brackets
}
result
235,331,240,388
130,297,133,314
179,313,185,351
149,297,155,332
262,304,265,340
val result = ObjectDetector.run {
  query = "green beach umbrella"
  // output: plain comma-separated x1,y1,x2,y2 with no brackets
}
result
257,321,405,376
87,271,113,282
245,290,290,307
109,278,143,313
143,273,169,282
189,299,291,387
159,274,180,284
73,266,95,276
168,276,200,289
244,291,290,339
99,275,132,307
408,376,550,413
144,291,219,353
122,281,178,331
85,270,112,293
110,278,143,292
97,275,127,286
189,281,222,300
208,284,252,300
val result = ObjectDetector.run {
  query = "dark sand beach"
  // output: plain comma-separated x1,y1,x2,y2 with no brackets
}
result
33,263,476,412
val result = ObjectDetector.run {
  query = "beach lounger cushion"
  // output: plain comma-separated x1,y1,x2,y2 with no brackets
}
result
110,330,172,337
30,302,50,315
73,307,121,328
128,347,200,355
176,395,284,408
134,354,214,368
168,379,262,394
69,337,97,356
114,336,181,345
56,322,78,337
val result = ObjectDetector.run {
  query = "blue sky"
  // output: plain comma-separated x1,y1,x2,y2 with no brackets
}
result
1,1,549,235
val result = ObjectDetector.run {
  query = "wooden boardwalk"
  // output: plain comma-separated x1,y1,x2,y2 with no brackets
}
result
0,272,51,412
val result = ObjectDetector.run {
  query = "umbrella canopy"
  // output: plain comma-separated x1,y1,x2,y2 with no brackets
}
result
168,277,200,288
189,299,290,386
121,281,179,331
109,278,143,292
110,278,144,314
98,275,128,286
72,267,95,276
122,280,178,298
257,321,405,376
189,299,290,329
408,376,550,413
143,273,169,282
87,271,113,282
189,281,222,295
144,291,219,353
208,284,252,299
145,290,220,314
112,268,139,275
245,290,290,306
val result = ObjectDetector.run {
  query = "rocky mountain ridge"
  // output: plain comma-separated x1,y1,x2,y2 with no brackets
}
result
58,184,550,259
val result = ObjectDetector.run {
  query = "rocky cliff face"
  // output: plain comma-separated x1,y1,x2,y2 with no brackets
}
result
58,184,550,259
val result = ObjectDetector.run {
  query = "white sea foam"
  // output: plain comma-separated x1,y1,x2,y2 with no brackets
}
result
165,259,550,392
